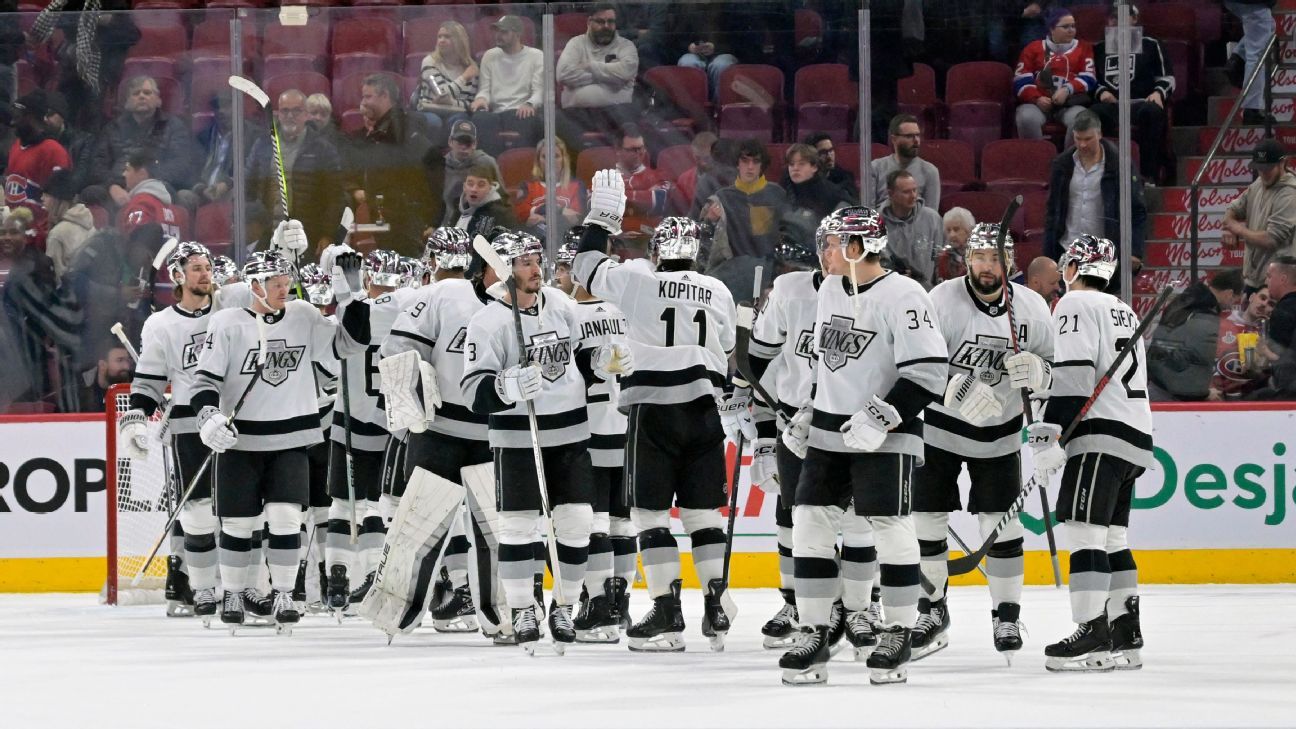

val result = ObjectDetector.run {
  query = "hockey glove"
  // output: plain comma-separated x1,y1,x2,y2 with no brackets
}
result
379,350,442,433
496,364,543,404
585,169,626,235
118,409,150,459
717,389,758,442
1027,421,1067,480
840,395,900,452
271,219,308,259
1005,351,1052,392
749,438,780,494
197,406,238,453
592,342,635,379
943,373,1004,426
781,406,811,459
332,251,364,305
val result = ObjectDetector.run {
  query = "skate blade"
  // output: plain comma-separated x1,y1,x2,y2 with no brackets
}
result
306,602,330,615
166,601,195,618
433,616,480,633
910,633,949,662
706,631,726,652
575,626,621,644
1113,649,1142,671
552,639,570,656
520,640,538,656
762,633,799,650
852,644,874,662
245,615,274,627
200,615,214,629
276,623,295,637
999,649,1018,667
491,633,518,646
780,665,828,686
1045,651,1116,672
627,633,685,652
869,667,908,685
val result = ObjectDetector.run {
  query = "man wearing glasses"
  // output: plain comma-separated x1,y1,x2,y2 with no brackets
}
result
804,132,858,201
556,3,640,150
869,114,940,211
1013,9,1097,141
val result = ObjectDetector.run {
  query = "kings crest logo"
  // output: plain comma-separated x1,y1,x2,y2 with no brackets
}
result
447,327,468,354
240,339,306,387
951,334,1011,386
795,329,815,361
526,331,572,383
182,332,206,369
818,316,875,372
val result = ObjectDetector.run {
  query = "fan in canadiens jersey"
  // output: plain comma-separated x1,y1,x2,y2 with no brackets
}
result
572,171,739,654
777,206,948,687
1026,235,1153,673
462,230,632,656
914,223,1055,664
190,249,372,634
746,235,884,656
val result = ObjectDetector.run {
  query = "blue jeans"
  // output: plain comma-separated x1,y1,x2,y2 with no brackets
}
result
1225,1,1276,111
678,52,738,100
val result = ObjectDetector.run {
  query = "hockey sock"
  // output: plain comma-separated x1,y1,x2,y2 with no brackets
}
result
309,505,329,564
443,506,470,587
552,503,592,606
840,511,878,611
359,500,386,575
914,511,950,601
872,514,921,628
791,504,842,626
218,517,257,591
325,500,357,576
609,516,638,585
169,519,187,574
633,509,681,598
979,511,1024,608
585,512,614,596
681,508,726,588
1106,526,1137,620
265,503,303,591
775,495,795,592
180,499,219,591
1064,521,1112,623
252,527,271,593
498,511,542,609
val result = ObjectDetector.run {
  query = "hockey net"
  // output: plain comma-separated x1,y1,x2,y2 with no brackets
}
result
103,383,175,605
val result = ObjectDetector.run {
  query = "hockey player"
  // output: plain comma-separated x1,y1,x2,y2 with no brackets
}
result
1027,235,1151,672
914,223,1054,663
191,249,371,634
777,207,948,686
572,171,739,653
461,230,632,655
211,255,240,286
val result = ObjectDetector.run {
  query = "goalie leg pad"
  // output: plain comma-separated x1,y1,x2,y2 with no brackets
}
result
378,351,437,433
461,462,508,633
359,468,465,636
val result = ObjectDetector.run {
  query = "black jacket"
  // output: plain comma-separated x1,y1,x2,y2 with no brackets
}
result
443,196,518,242
249,125,344,254
1147,282,1221,400
96,111,197,190
1094,36,1175,103
1043,138,1147,260
343,108,435,257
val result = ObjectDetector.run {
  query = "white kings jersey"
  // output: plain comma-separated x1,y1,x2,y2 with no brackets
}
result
461,290,591,449
330,292,404,452
808,272,949,458
381,278,491,442
574,298,631,468
314,346,338,439
749,270,822,422
192,300,366,451
572,251,736,408
214,281,252,310
926,279,1055,459
1046,288,1154,468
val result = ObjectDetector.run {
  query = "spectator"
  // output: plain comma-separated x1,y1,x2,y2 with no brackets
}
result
443,164,517,240
429,120,501,227
305,92,344,150
1212,284,1275,400
869,113,940,210
614,124,673,240
704,138,786,294
28,0,140,130
1253,256,1296,399
1013,8,1097,141
39,90,100,196
6,91,72,211
1043,111,1146,283
880,169,944,288
1148,269,1243,401
345,74,436,257
96,76,196,205
670,5,740,99
805,132,858,200
690,137,738,220
1025,254,1062,306
676,131,717,216
1223,139,1296,295
613,1,668,69
78,343,133,412
1092,4,1174,182
409,20,479,142
512,138,585,239
469,15,545,156
781,143,852,249
115,150,181,239
190,92,263,207
249,89,344,258
935,206,975,284
556,3,640,149
42,169,96,279
0,103,12,174
1223,0,1278,125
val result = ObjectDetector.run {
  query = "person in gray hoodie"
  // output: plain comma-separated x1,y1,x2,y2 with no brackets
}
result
880,168,943,289
41,169,97,279
431,119,501,226
1223,139,1296,293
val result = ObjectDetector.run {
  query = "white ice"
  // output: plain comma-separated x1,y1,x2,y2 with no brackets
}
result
2,585,1293,728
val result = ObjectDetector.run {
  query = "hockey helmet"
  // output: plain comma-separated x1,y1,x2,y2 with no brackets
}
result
1059,234,1117,283
424,226,472,270
650,217,701,261
493,230,544,266
556,225,585,266
364,249,404,288
774,233,818,270
211,255,240,286
166,241,213,284
242,250,296,286
298,263,334,306
815,206,886,256
399,256,425,288
965,222,1015,270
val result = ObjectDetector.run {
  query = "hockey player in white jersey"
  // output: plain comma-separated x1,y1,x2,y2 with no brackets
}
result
573,171,739,653
462,231,630,655
191,250,372,634
1028,235,1153,672
777,207,948,686
914,223,1055,663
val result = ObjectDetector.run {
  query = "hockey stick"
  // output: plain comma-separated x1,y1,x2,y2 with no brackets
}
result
339,365,360,545
228,76,289,220
947,283,1176,577
472,235,568,607
946,526,989,581
721,267,763,593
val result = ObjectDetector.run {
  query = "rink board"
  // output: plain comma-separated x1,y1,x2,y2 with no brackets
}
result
1,407,1294,591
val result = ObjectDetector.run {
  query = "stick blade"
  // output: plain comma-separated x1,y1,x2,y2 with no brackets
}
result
472,234,511,281
227,75,270,108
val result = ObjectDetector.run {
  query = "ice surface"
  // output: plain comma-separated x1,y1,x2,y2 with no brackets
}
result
3,585,1294,728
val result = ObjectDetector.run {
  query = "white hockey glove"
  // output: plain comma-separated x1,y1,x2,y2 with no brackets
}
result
1005,351,1051,391
379,350,442,433
270,219,308,259
331,251,364,305
584,169,626,235
117,409,150,459
1027,421,1067,480
781,406,811,459
943,373,1004,426
717,389,758,442
749,438,780,494
197,406,238,453
840,395,900,452
495,364,543,404
592,342,635,379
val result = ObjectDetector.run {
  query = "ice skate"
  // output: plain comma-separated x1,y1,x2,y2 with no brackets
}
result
165,555,195,617
292,559,308,606
867,626,912,684
349,570,375,605
844,607,877,660
220,590,244,635
993,602,1024,666
432,584,479,633
761,589,799,649
826,600,846,655
327,564,349,622
241,588,274,626
779,625,830,686
1045,616,1116,672
548,601,576,655
626,579,685,652
701,579,732,652
573,582,620,643
194,588,218,628
272,590,300,636
910,597,949,661
1109,596,1144,671
512,605,541,656
607,576,630,631
429,567,452,616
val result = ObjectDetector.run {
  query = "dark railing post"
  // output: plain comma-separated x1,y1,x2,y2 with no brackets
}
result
1264,40,1275,139
1190,182,1199,284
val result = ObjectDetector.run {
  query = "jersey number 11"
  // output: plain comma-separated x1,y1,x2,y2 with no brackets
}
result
661,307,707,347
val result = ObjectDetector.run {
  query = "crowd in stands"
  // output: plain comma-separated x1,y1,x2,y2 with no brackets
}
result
0,0,1291,411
